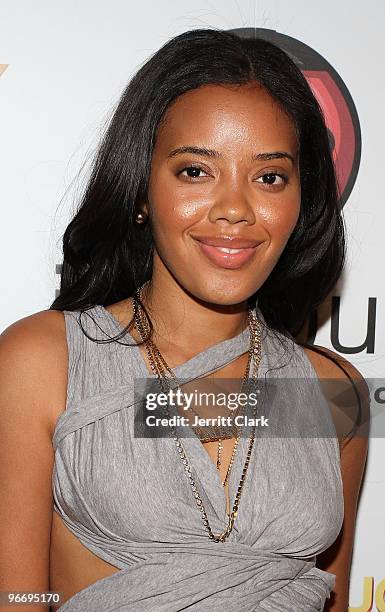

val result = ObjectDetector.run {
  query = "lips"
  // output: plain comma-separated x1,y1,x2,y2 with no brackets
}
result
192,235,261,269
191,235,261,249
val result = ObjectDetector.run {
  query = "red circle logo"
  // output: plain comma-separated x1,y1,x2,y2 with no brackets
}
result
229,28,361,208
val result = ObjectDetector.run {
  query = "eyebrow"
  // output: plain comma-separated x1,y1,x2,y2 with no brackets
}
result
167,146,295,165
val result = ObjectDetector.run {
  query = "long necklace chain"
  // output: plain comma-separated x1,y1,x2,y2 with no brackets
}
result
133,291,256,488
217,437,239,487
133,282,262,542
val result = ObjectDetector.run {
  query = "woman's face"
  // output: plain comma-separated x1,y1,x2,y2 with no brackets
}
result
143,82,301,305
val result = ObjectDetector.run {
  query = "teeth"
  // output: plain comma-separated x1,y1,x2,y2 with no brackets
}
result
215,247,243,253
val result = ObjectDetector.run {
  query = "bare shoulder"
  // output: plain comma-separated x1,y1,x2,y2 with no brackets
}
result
0,309,68,437
1,308,66,343
302,343,370,454
303,343,364,380
302,343,370,412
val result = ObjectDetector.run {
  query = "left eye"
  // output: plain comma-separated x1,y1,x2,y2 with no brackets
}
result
256,172,288,186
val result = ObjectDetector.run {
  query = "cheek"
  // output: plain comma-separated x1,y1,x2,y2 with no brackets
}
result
151,201,200,241
260,194,301,244
148,178,206,237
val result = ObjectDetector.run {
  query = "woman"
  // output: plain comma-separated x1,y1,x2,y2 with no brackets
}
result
0,28,369,611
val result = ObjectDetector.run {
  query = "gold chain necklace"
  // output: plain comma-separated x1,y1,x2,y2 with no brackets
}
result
133,283,261,485
133,283,259,440
133,282,262,542
133,288,259,490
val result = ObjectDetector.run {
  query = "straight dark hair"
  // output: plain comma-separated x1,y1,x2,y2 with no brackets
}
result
51,27,345,342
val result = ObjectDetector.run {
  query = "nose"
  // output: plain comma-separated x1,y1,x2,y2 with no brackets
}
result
207,180,256,226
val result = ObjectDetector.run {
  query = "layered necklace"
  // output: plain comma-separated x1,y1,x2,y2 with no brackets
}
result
132,282,262,542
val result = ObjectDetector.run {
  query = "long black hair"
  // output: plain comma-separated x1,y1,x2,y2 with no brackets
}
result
51,27,345,341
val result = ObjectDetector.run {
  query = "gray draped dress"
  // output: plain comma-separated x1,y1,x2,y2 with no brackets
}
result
52,303,344,611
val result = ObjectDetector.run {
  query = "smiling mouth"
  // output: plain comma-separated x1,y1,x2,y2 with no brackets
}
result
192,238,261,269
212,246,245,253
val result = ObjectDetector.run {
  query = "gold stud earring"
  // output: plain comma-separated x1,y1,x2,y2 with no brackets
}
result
135,210,147,224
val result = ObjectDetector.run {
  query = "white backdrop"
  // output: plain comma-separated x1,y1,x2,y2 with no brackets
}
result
0,1,384,609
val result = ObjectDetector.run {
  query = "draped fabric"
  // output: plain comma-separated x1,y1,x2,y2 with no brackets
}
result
52,305,344,611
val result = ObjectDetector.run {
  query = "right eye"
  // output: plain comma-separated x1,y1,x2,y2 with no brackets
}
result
178,165,210,180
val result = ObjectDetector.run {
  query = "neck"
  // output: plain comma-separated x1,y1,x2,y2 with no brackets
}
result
139,276,250,358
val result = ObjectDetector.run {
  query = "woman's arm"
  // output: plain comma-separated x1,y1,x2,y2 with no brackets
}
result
303,345,370,612
318,433,368,611
0,311,67,612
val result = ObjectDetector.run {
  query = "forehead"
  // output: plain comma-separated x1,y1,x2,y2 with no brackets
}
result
154,83,298,153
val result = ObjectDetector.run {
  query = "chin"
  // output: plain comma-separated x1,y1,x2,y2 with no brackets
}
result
187,282,254,308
